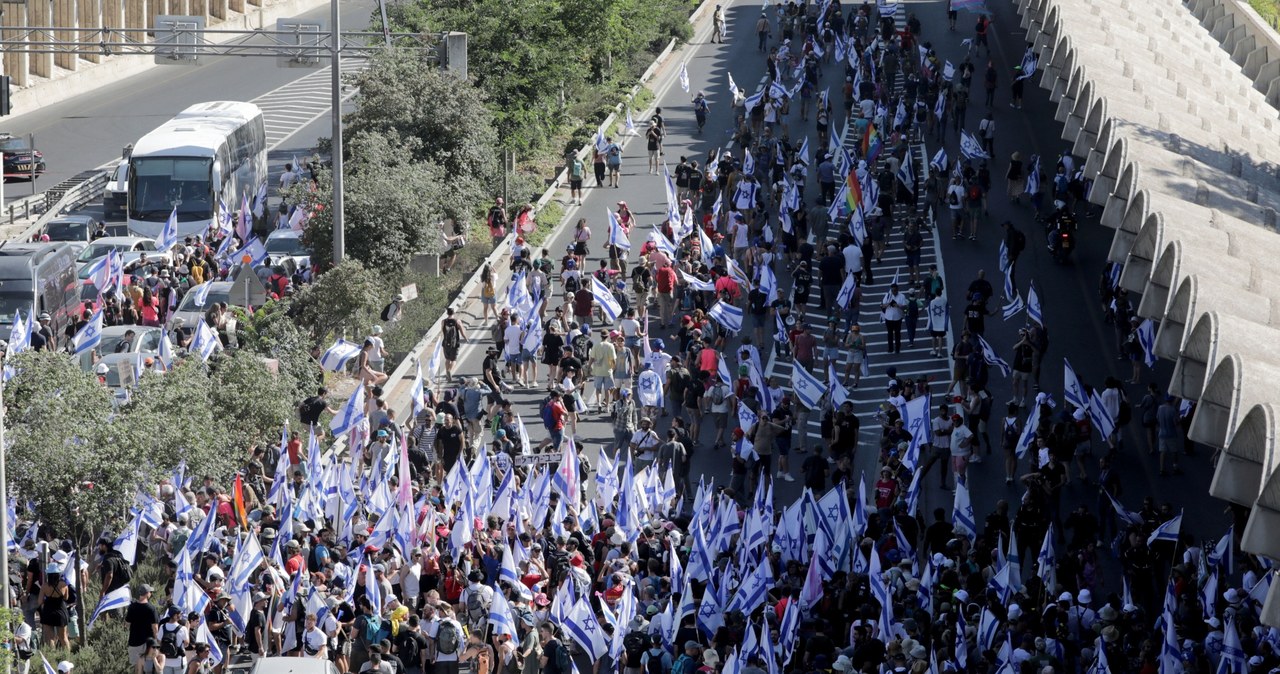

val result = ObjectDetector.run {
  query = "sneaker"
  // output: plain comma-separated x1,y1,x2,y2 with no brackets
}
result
780,473,795,482
970,455,984,464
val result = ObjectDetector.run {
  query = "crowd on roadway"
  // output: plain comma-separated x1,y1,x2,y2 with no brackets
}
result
5,2,1277,674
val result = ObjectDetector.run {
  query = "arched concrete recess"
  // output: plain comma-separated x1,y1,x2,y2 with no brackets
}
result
1169,312,1280,400
1100,159,1138,230
1137,239,1248,320
1210,403,1278,507
1155,275,1271,361
1190,355,1280,451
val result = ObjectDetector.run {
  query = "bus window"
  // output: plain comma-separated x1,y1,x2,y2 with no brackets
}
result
129,157,213,222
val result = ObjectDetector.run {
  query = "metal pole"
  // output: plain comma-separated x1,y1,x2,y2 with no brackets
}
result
329,0,344,265
0,378,10,636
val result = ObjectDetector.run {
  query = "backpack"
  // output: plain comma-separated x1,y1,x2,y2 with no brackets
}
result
711,384,727,406
362,613,384,644
160,624,185,658
1117,399,1132,426
466,586,492,626
555,641,574,674
624,633,648,660
1002,419,1020,449
673,654,696,674
443,320,461,348
565,274,581,294
572,334,591,361
436,619,461,655
695,99,708,114
948,190,960,206
646,649,666,674
380,303,395,321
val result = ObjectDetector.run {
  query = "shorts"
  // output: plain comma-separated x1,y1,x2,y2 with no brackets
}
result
625,335,640,349
608,162,621,172
1012,369,1031,384
594,375,615,391
775,434,792,456
570,178,583,190
951,455,969,474
574,241,589,256
443,345,460,361
713,412,728,429
482,295,496,306
905,250,921,268
1158,437,1176,453
930,330,947,338
521,348,536,362
128,645,147,666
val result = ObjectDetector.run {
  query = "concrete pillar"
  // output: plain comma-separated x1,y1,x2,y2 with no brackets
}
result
208,0,225,22
1,3,29,87
228,0,243,17
189,0,206,21
53,0,78,72
101,0,124,50
25,0,51,79
77,0,101,64
246,0,261,10
124,0,147,31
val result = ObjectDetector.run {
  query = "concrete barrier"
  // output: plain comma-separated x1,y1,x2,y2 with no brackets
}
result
1189,0,1280,110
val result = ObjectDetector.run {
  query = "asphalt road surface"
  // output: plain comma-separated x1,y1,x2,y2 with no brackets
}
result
435,0,1229,577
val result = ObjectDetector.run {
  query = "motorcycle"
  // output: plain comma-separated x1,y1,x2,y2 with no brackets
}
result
1047,211,1077,263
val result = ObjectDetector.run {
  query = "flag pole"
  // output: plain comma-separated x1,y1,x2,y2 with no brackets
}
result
0,375,9,674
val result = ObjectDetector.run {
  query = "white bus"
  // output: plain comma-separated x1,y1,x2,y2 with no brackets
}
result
126,101,267,239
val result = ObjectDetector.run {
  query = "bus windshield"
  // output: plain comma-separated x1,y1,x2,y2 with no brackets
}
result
128,157,213,222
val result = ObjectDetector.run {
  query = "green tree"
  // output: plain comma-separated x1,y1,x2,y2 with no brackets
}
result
3,351,138,536
288,259,391,340
236,302,323,401
210,349,297,455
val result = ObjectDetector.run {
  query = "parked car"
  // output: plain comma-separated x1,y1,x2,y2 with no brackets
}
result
265,229,311,271
95,325,169,356
169,281,234,332
42,215,99,244
75,236,157,269
102,163,128,219
0,134,46,180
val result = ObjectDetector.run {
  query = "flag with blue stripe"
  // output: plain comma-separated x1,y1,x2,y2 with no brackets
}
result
1147,511,1183,546
952,480,977,542
1087,390,1116,439
155,206,179,253
330,385,366,436
608,210,631,251
791,365,825,410
1137,318,1158,367
976,335,1012,377
88,585,131,629
72,308,104,355
590,276,623,323
836,272,858,309
708,301,743,334
1026,281,1044,326
1209,526,1234,571
488,587,518,639
231,236,269,268
564,598,609,659
320,338,362,372
1063,359,1090,411
191,319,221,362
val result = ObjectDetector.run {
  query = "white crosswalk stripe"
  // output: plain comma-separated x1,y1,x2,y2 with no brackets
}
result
251,59,367,149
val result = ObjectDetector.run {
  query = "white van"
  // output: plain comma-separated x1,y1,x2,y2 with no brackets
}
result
250,657,340,674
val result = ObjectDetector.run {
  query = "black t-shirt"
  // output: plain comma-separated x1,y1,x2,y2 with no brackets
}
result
125,601,160,647
558,355,583,373
675,164,691,187
544,639,566,674
688,169,704,190
246,608,267,653
802,454,828,489
748,289,769,315
437,426,464,467
834,414,860,448
646,127,662,151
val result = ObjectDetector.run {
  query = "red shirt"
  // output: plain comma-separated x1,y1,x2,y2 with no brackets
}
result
550,401,568,430
286,438,303,465
656,266,677,293
874,478,898,510
284,553,305,576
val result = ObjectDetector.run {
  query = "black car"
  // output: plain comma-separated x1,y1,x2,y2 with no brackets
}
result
43,215,98,243
0,134,46,180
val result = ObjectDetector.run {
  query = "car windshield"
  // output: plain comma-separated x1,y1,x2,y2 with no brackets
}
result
128,157,213,222
265,236,305,255
0,137,30,152
178,289,230,312
45,221,90,241
77,243,125,264
0,292,31,324
99,332,138,355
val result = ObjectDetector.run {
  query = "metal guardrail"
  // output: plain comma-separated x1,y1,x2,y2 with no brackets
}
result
17,169,110,240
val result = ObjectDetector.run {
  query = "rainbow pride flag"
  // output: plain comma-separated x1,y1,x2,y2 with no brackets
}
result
845,168,864,215
862,122,883,163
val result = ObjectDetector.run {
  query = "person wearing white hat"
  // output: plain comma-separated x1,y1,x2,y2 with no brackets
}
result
1067,590,1096,641
56,662,74,673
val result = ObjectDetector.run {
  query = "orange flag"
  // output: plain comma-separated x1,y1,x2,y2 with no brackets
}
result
233,474,248,530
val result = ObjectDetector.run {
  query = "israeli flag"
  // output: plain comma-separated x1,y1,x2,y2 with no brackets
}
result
1026,155,1041,196
679,269,716,293
330,384,366,436
590,276,623,323
900,394,932,470
624,107,637,135
155,206,179,253
7,310,29,355
976,335,1012,377
608,210,631,251
896,148,915,193
679,62,690,93
191,319,221,362
943,60,955,81
1136,319,1158,367
72,308,104,356
113,509,144,564
1002,293,1025,321
594,130,607,153
1063,359,1090,412
1014,404,1039,458
742,149,755,176
931,146,948,174
649,228,677,257
836,272,858,310
960,130,990,160
1147,511,1183,546
792,366,826,410
232,236,269,268
488,587,518,638
1026,281,1044,326
1018,47,1039,80
1208,526,1235,571
708,301,744,334
320,338,362,372
952,479,977,542
87,585,132,629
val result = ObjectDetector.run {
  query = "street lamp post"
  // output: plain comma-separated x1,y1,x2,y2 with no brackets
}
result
330,0,345,265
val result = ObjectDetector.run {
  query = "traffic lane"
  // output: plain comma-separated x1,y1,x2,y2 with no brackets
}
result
438,0,770,468
0,0,376,202
908,0,1224,540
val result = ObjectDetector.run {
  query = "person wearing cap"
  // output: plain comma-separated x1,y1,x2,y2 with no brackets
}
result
672,641,703,674
156,607,188,673
125,584,161,666
245,592,269,662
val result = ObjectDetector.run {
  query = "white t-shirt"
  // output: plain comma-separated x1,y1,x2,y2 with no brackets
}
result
160,623,189,667
950,424,975,457
620,318,641,338
842,244,864,275
303,626,327,657
503,324,524,356
927,296,949,332
401,562,422,602
631,429,661,452
882,292,908,321
946,184,965,211
424,618,463,662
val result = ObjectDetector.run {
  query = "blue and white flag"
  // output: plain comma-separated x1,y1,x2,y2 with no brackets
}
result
1219,616,1246,674
934,91,947,124
1147,511,1183,546
191,319,221,362
624,108,637,136
1209,526,1235,571
330,385,366,436
410,362,426,416
1136,319,1158,367
155,206,179,253
1087,390,1116,439
7,310,30,355
72,308,104,355
742,148,755,176
113,509,144,564
320,338,362,372
1026,281,1044,326
836,271,858,309
88,585,132,629
231,236,269,268
708,301,743,334
488,587,518,638
1018,47,1039,80
565,597,609,659
590,276,623,323
976,335,1012,377
931,146,948,173
952,479,977,542
649,228,678,257
608,210,632,251
187,281,213,308
1063,358,1089,411
960,130,990,160
697,581,725,638
728,558,774,614
792,365,825,410
900,393,932,470
679,63,690,93
1037,524,1057,588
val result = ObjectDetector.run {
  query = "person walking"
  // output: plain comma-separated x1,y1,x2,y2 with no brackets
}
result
881,284,908,354
1156,395,1183,476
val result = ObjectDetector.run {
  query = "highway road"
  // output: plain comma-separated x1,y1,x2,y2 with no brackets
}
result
432,0,1230,566
1,0,376,205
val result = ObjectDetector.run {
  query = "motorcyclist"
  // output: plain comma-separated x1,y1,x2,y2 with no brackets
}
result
1046,199,1077,260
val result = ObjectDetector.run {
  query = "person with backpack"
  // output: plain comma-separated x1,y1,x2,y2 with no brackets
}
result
459,570,494,638
487,198,509,245
567,155,585,206
604,138,623,188
640,635,672,674
157,607,188,674
539,624,573,674
672,642,703,674
350,596,382,674
1000,402,1022,485
441,308,468,383
963,179,986,240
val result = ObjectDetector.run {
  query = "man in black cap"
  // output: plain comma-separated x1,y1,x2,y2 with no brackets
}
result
124,584,159,667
